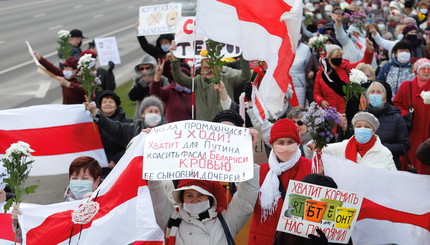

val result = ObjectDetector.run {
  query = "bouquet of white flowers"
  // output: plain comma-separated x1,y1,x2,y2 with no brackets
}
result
309,34,328,53
57,30,72,60
420,91,430,104
343,69,367,102
77,54,100,102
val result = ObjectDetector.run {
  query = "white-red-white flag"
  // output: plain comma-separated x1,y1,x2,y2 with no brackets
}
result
322,154,430,245
0,104,107,176
251,84,269,124
18,133,164,245
196,0,302,117
0,212,20,245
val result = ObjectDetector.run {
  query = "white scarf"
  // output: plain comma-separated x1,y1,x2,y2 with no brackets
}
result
259,147,301,221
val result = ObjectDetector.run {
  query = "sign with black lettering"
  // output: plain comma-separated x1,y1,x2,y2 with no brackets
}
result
172,17,242,58
142,120,253,181
138,3,182,36
276,180,363,244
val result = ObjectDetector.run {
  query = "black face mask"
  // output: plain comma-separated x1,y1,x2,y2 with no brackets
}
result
330,58,342,66
77,41,83,48
406,34,417,41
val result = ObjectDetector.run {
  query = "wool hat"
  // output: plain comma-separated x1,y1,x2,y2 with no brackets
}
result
302,174,338,188
172,179,227,213
324,4,333,12
413,58,430,73
97,90,121,107
325,44,342,58
212,109,244,126
70,29,85,38
81,50,97,58
139,95,164,115
402,24,418,36
305,3,315,12
61,56,79,69
269,118,301,144
402,17,417,26
352,111,380,130
416,138,430,166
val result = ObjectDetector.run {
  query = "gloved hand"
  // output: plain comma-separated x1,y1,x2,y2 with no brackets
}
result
108,61,115,70
242,82,253,100
308,228,328,245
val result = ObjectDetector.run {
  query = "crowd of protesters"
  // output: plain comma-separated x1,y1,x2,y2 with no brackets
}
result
3,0,430,244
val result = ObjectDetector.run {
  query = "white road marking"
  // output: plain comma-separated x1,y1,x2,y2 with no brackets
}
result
74,5,83,9
0,0,55,11
33,13,46,18
48,25,62,30
0,41,5,45
35,80,51,98
93,14,104,18
126,5,134,9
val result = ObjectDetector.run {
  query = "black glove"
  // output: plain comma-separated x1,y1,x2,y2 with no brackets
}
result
108,61,115,70
308,228,328,245
242,82,253,100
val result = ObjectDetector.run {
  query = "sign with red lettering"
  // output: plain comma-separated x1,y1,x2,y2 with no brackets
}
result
94,37,121,66
142,120,254,181
172,17,242,58
276,180,363,244
138,3,182,36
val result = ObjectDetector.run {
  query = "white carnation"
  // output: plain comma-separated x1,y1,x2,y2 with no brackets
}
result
78,54,96,70
421,91,430,104
57,30,70,39
349,69,367,84
5,141,34,158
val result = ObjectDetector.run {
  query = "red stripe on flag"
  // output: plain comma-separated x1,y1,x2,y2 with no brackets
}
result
132,241,163,245
0,214,17,242
254,94,266,121
0,123,103,156
358,198,430,232
26,156,146,244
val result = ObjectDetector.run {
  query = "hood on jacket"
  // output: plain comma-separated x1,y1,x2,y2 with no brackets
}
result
134,55,157,74
156,34,174,50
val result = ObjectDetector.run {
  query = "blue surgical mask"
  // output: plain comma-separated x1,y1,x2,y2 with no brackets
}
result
69,180,93,200
63,70,73,79
317,27,324,34
369,94,384,108
354,128,373,144
161,44,170,52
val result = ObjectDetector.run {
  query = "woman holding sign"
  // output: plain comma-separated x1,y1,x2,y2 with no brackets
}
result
249,119,312,245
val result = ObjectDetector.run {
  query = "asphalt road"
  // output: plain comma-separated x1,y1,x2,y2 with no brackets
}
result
0,0,168,110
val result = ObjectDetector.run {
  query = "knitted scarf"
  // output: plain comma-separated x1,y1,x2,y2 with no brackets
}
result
345,135,377,163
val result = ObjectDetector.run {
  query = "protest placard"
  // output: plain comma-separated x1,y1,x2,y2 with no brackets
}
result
143,120,254,182
94,37,121,66
252,127,268,165
277,180,363,244
172,17,242,58
138,3,182,36
26,41,56,78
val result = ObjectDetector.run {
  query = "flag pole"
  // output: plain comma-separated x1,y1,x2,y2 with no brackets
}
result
191,20,197,120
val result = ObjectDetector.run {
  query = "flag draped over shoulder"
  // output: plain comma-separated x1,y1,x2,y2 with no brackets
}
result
18,133,164,245
196,0,302,117
0,104,107,176
322,154,430,245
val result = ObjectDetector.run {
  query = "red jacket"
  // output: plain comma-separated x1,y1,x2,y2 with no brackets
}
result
39,57,86,104
393,78,430,174
313,50,373,114
248,157,312,245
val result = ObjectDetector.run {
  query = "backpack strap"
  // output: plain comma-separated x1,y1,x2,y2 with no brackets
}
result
218,213,236,245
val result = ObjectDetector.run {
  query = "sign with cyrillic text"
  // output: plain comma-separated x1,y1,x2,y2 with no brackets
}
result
143,120,253,182
138,3,182,36
172,17,242,58
94,37,121,66
277,180,363,244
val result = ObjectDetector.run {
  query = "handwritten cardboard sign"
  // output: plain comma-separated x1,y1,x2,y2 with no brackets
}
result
172,17,242,58
277,180,363,244
143,120,254,182
138,3,182,36
94,37,121,66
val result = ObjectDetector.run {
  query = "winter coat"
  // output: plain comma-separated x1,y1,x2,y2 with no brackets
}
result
248,157,312,245
393,78,430,174
376,56,415,97
313,49,373,114
290,42,312,106
171,59,251,121
39,57,86,104
148,165,260,245
323,136,397,170
150,81,192,122
372,32,425,60
96,67,116,92
366,103,410,169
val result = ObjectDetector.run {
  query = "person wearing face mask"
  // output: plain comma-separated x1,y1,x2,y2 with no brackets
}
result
365,82,410,169
376,40,415,97
323,111,397,170
394,58,430,174
248,119,312,245
34,52,86,104
65,156,102,201
148,164,259,245
85,95,167,149
129,55,170,120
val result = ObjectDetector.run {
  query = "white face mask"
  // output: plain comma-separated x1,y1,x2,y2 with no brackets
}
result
161,44,170,52
371,4,378,10
377,23,386,31
144,113,161,127
397,51,411,64
383,6,389,12
316,13,323,19
273,143,298,162
63,70,73,79
421,8,428,14
183,199,211,215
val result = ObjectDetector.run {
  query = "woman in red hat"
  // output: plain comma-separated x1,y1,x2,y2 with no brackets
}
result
248,118,312,245
148,165,259,245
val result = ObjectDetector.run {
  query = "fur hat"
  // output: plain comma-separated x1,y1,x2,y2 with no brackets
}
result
172,179,227,213
325,44,342,58
212,110,244,126
269,118,301,144
139,95,164,115
352,111,380,131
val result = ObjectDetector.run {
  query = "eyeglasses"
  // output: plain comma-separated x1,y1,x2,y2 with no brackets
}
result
139,66,152,71
294,120,304,126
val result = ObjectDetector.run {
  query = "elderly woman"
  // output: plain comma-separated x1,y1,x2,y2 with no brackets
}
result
148,167,259,244
394,58,430,174
323,112,397,170
365,82,410,169
249,119,312,245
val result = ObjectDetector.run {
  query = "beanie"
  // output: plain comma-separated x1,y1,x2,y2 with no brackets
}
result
402,24,418,36
352,111,380,130
302,174,338,188
212,110,244,126
413,58,430,73
81,50,97,58
269,118,301,144
139,95,164,115
97,90,121,107
325,44,342,58
172,179,227,213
